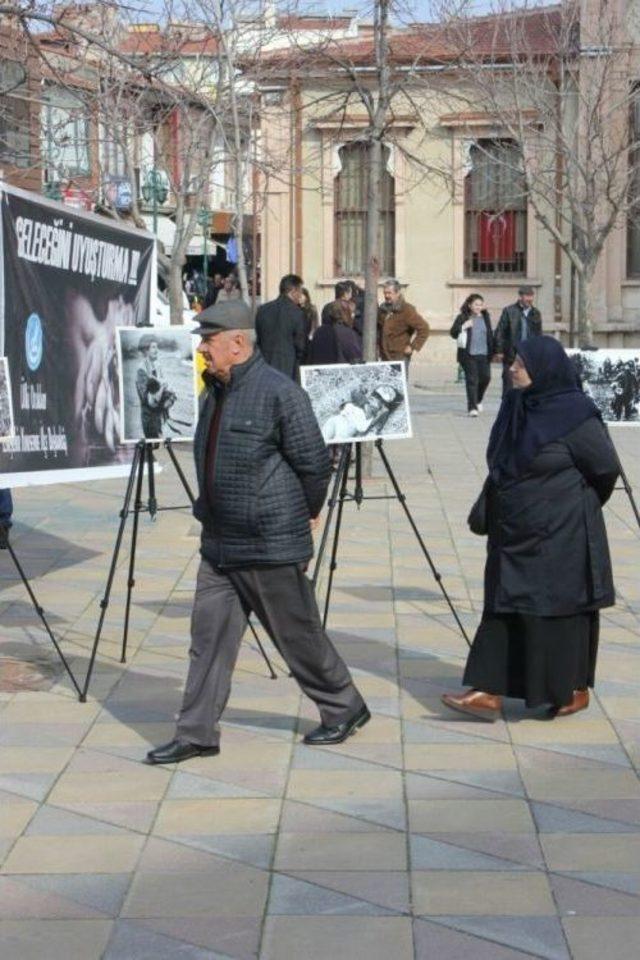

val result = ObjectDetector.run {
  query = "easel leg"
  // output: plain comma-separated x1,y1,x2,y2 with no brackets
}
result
164,440,196,505
120,443,148,664
617,461,640,532
312,444,351,587
146,444,158,519
6,540,82,697
246,620,278,679
80,442,143,701
322,445,352,629
375,440,471,648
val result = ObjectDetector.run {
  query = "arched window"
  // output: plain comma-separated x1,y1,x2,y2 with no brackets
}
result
334,142,395,276
464,140,527,277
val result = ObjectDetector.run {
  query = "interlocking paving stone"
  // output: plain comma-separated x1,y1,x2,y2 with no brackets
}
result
430,916,570,960
1,381,638,958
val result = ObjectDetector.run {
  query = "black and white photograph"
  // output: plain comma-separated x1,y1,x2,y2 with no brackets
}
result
567,349,640,424
300,361,412,444
0,357,15,441
116,326,198,443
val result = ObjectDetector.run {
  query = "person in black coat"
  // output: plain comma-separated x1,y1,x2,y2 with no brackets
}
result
450,293,494,416
442,336,619,721
309,298,363,366
255,274,307,380
146,299,369,766
494,285,543,395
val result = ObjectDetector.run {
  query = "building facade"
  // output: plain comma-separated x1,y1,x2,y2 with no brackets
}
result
258,1,640,365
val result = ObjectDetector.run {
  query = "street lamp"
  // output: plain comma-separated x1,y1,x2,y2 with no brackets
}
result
197,206,211,285
141,169,168,234
43,180,62,202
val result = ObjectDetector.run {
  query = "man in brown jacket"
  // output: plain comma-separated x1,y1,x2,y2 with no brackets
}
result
377,279,430,364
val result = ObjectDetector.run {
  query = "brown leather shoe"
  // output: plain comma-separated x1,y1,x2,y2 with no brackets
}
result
441,689,502,722
554,689,589,717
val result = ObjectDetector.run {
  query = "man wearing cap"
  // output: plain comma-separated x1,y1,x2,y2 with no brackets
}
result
493,286,543,394
146,299,369,765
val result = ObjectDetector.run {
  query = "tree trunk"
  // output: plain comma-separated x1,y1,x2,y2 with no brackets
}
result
362,137,382,362
233,153,249,303
168,254,185,325
576,265,595,348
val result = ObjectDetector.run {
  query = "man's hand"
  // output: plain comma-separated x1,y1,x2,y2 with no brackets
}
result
309,516,321,532
492,353,503,363
403,345,413,356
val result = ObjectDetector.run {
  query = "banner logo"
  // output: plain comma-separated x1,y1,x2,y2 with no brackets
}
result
25,313,43,371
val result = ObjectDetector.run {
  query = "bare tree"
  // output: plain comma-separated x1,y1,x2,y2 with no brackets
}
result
435,0,640,345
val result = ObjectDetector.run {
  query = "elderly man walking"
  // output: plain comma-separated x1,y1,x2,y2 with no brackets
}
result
146,300,369,765
377,279,430,367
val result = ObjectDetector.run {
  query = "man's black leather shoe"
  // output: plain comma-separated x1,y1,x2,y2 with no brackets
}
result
144,739,220,765
303,705,371,745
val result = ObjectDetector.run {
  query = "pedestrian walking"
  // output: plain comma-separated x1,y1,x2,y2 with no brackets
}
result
493,285,542,394
450,293,494,416
442,336,619,721
146,299,370,765
255,274,307,380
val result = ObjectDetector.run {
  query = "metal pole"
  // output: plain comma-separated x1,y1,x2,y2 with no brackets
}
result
152,172,158,235
203,225,208,285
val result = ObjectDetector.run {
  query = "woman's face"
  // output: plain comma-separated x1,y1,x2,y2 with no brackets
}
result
469,297,484,315
299,293,309,307
510,354,532,389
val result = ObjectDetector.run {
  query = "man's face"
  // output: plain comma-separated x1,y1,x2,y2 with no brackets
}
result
148,342,159,361
383,285,400,305
197,331,238,382
223,276,234,292
214,274,223,287
519,293,535,309
288,285,303,305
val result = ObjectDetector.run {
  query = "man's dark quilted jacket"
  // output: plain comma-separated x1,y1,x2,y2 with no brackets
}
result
193,350,331,568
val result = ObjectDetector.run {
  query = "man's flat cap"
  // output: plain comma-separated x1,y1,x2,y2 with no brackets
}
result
192,300,254,335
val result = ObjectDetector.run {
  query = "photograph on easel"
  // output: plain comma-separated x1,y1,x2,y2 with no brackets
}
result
0,357,15,441
567,349,640,424
116,327,198,443
301,361,412,444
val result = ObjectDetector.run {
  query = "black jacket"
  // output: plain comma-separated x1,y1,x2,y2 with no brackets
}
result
450,310,494,355
308,322,363,365
255,294,307,379
477,417,618,617
494,302,542,361
193,351,331,568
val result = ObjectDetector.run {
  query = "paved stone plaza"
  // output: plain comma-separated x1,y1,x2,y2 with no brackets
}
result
0,373,639,960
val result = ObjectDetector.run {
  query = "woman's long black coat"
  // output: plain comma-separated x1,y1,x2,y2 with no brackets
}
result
481,417,619,617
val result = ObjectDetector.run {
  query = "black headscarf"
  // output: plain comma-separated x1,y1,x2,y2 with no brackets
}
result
487,335,599,480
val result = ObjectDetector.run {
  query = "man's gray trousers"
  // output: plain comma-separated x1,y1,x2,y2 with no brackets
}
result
176,558,365,746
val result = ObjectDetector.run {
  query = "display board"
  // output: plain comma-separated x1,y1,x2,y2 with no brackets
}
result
300,361,412,444
116,326,198,443
567,349,640,424
0,183,156,486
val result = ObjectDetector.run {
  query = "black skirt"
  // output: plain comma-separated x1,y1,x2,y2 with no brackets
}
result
462,611,599,708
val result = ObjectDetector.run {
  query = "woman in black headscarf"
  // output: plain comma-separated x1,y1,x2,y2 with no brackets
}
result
442,336,620,721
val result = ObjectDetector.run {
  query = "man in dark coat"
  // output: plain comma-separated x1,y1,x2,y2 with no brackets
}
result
493,285,543,394
146,300,369,765
255,273,307,380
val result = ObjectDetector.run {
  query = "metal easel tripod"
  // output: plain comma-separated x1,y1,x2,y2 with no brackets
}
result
79,439,276,702
1,532,82,697
312,440,471,648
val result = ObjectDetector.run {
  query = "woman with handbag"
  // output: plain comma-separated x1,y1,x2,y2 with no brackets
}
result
450,294,494,416
442,336,619,721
